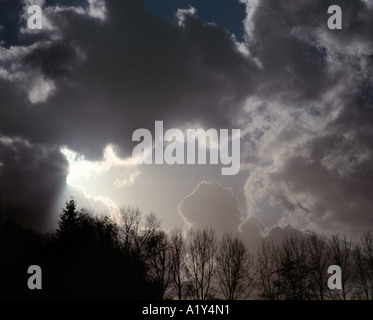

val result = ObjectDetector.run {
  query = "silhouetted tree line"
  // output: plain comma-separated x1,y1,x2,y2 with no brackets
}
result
0,200,159,299
1,199,373,300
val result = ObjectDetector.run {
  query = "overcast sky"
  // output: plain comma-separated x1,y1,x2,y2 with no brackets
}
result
1,0,372,248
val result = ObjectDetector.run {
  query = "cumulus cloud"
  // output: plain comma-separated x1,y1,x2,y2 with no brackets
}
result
178,181,243,236
239,0,373,236
178,180,309,251
178,180,269,251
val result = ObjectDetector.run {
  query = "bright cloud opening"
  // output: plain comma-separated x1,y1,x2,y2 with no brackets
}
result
60,144,140,191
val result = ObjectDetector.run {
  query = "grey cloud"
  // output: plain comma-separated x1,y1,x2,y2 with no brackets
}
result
243,0,373,104
239,0,373,236
0,137,68,231
22,41,81,79
0,0,256,160
239,215,263,252
178,180,308,252
269,133,373,235
265,225,307,245
178,181,243,236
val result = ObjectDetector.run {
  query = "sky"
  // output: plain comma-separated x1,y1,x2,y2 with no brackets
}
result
0,0,373,249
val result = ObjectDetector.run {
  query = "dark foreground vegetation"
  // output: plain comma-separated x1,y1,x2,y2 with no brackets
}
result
1,199,372,300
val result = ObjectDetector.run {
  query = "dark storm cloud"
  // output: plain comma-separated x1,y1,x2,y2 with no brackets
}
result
0,137,68,231
0,0,256,160
22,41,81,79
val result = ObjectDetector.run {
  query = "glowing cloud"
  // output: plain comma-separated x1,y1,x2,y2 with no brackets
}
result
60,144,138,187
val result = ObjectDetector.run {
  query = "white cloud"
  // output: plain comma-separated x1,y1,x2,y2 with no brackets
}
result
59,144,139,223
61,144,137,185
65,183,121,223
27,75,56,104
176,6,197,27
0,135,32,148
114,169,141,188
239,0,260,42
0,43,58,103
88,0,107,21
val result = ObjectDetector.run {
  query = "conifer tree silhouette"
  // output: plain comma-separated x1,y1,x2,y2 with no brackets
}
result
56,198,79,241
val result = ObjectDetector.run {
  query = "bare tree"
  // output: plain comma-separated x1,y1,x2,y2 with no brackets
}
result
148,230,173,299
353,232,373,300
360,231,373,296
276,234,311,300
257,241,281,300
134,212,160,263
306,232,330,300
185,228,217,300
215,234,256,300
354,245,371,299
118,206,160,264
329,232,352,300
119,206,142,256
170,229,186,300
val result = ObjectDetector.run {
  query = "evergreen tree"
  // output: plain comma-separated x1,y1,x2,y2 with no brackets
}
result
56,198,79,240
